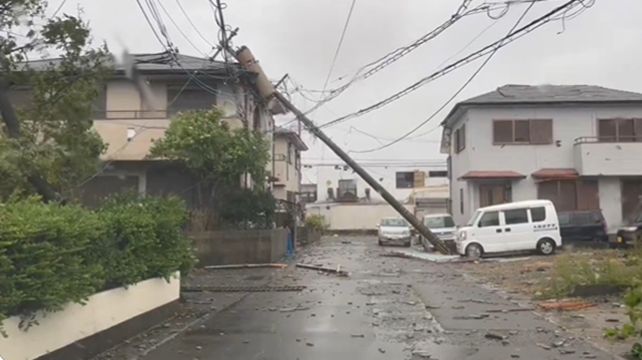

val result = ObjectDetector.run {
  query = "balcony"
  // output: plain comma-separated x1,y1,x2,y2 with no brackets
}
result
574,137,642,176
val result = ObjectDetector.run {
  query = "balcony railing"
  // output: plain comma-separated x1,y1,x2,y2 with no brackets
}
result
93,110,169,119
575,136,642,144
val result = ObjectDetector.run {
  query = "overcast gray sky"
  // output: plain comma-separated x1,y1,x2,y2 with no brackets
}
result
57,0,642,180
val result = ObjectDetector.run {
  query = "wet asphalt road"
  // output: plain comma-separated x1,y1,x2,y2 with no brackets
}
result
137,236,619,360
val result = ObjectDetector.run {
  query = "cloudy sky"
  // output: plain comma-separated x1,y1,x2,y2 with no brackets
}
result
53,0,642,181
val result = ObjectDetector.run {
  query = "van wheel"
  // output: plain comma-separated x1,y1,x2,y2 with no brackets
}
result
537,238,556,255
465,243,483,259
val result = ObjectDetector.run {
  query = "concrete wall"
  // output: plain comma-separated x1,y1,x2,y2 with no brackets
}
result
575,142,642,176
315,165,449,203
448,104,642,227
306,203,416,231
190,229,288,266
273,136,300,199
0,273,180,360
599,177,623,232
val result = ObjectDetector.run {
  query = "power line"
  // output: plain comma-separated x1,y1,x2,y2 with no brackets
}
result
51,0,68,17
275,0,535,130
317,0,587,130
350,0,538,154
155,0,210,57
175,0,217,49
321,0,357,92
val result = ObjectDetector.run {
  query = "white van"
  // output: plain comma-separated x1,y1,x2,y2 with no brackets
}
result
456,200,561,258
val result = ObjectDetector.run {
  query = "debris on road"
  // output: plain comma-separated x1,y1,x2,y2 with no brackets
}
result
485,307,533,313
279,305,310,313
296,263,349,277
350,334,365,338
538,299,596,311
454,313,489,320
484,331,507,341
537,343,552,350
203,263,287,270
182,285,306,292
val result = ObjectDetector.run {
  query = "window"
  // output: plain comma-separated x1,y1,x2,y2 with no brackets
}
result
168,87,216,115
396,172,415,189
454,124,466,153
428,170,448,178
530,207,546,222
598,119,642,142
425,216,455,228
478,211,499,227
459,188,464,214
493,119,552,144
504,208,528,225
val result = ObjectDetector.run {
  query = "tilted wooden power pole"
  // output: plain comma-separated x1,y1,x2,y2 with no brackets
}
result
272,91,451,255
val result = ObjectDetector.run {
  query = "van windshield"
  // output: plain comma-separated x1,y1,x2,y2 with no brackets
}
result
466,211,482,226
425,216,455,228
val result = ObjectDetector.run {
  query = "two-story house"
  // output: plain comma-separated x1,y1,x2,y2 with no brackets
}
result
442,84,642,231
272,126,308,203
73,51,280,207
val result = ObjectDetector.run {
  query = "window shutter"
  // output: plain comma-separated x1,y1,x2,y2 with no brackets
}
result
598,119,616,141
529,119,553,144
493,120,513,143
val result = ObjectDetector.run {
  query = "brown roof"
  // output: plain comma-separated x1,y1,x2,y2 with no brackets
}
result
531,168,578,180
459,170,526,180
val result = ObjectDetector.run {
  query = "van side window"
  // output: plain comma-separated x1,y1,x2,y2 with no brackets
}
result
478,211,499,227
531,207,546,222
504,208,528,225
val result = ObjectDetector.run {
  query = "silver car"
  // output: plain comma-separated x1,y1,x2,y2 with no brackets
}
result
377,217,412,247
423,214,456,241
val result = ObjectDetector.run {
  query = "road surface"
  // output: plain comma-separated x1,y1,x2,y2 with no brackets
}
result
95,236,619,360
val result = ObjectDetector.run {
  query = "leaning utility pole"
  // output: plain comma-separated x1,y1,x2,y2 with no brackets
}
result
272,91,451,255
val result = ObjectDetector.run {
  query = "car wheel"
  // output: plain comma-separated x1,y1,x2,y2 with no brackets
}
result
465,243,483,259
378,238,383,246
537,238,556,255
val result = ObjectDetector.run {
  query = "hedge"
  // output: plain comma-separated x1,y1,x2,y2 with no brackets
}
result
0,196,195,333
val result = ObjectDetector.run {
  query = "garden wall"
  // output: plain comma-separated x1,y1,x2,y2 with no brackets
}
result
0,273,180,360
190,229,288,266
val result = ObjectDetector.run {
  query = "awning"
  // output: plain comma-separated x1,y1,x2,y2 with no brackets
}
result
459,170,526,181
531,168,579,181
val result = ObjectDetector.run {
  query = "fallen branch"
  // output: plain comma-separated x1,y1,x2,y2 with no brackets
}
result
203,263,287,270
296,263,349,277
538,299,595,312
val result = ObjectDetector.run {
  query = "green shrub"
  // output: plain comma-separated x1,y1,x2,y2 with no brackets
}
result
0,198,104,329
96,195,196,288
0,196,195,334
305,215,328,233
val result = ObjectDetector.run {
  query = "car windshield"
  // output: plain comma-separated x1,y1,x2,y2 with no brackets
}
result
466,211,482,226
381,218,407,227
424,216,455,228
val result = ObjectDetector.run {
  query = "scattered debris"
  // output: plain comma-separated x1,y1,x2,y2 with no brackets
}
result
296,263,349,277
203,263,287,270
306,342,314,347
552,339,565,348
195,345,202,351
341,240,352,244
510,354,520,358
605,318,620,323
536,343,552,350
559,348,576,355
350,334,365,338
279,305,310,313
485,307,533,313
484,331,507,341
538,299,596,312
182,285,306,293
453,314,489,320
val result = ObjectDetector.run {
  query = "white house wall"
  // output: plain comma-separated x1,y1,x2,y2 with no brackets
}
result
449,104,642,227
315,165,449,203
306,203,416,231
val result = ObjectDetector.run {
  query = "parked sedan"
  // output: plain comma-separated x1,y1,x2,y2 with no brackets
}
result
377,217,412,247
615,213,642,247
558,210,608,244
423,214,456,241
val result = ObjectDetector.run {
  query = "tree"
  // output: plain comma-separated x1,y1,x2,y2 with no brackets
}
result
150,108,274,228
0,0,110,201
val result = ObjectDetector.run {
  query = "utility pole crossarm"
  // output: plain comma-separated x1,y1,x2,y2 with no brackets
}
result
272,91,451,255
